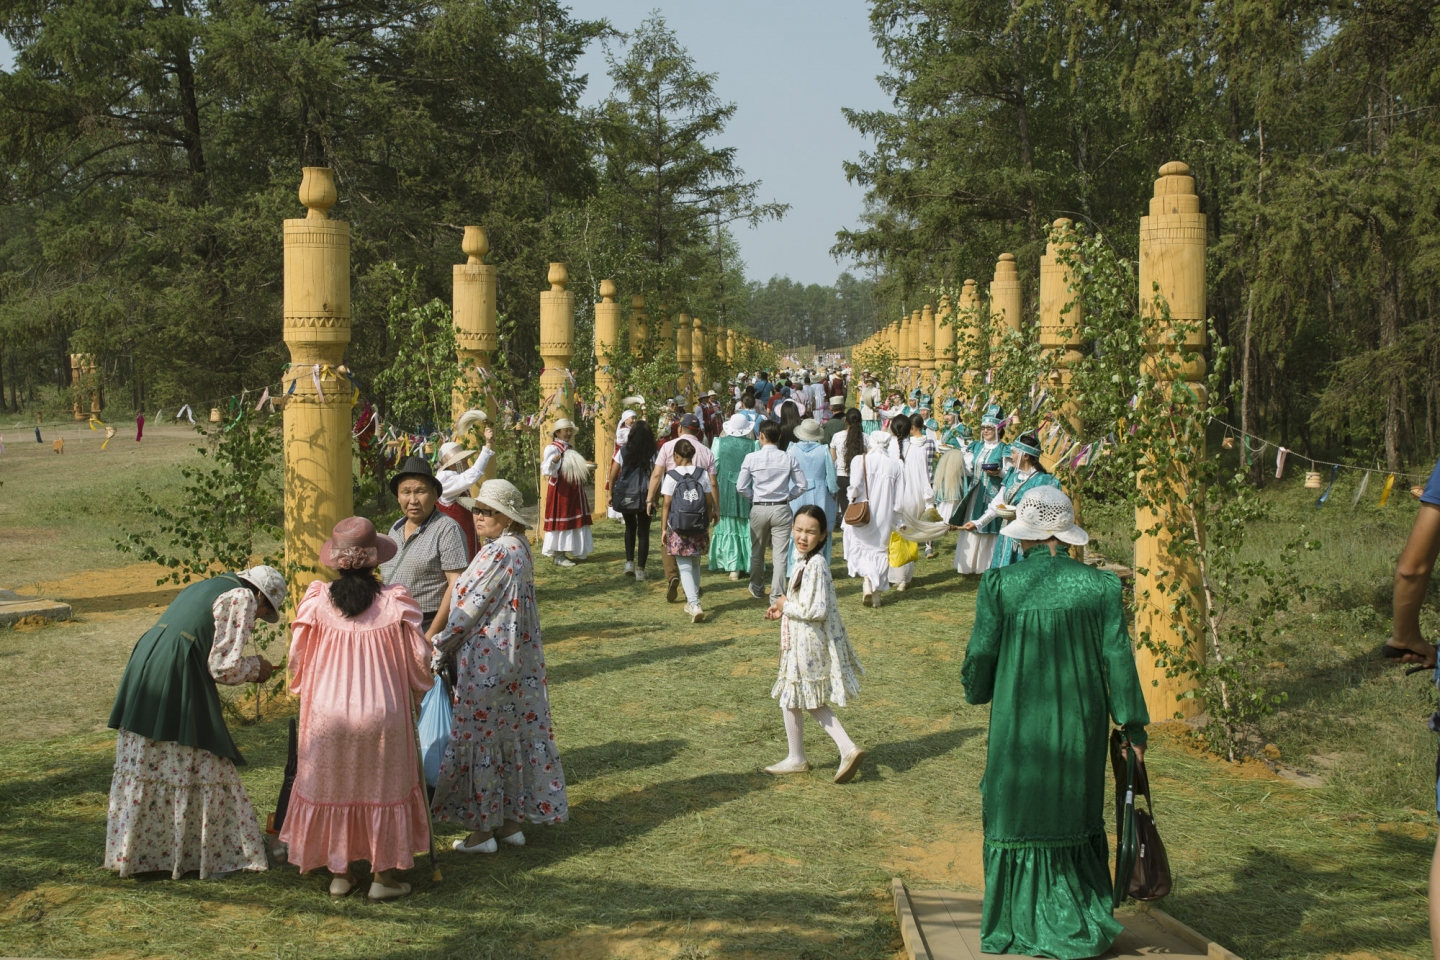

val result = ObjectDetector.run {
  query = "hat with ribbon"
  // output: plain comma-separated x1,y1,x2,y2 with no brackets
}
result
1011,431,1043,457
319,516,398,571
981,404,1005,428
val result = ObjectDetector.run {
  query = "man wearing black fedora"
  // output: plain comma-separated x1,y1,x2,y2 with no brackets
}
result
378,456,469,637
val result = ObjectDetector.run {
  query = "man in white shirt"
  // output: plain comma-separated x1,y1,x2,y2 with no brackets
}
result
736,420,809,602
647,415,718,602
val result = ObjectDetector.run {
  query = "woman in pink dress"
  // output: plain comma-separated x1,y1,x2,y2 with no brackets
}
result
280,517,434,901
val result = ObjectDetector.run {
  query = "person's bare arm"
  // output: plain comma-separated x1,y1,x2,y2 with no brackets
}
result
1391,502,1440,663
426,570,462,641
647,461,665,516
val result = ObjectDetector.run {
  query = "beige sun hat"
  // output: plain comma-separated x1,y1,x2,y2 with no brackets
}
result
552,418,577,434
458,478,532,529
997,486,1089,546
794,418,825,443
236,565,287,622
438,441,475,471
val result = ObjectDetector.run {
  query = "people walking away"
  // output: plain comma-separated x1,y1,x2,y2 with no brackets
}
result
951,407,1010,574
606,408,639,520
763,505,866,782
648,414,717,602
431,479,568,852
661,439,718,623
611,418,658,580
832,408,864,532
698,389,723,445
777,400,803,451
435,427,496,560
540,418,593,567
961,486,1149,957
753,371,773,407
282,518,433,901
105,565,286,880
711,413,759,579
858,375,881,434
902,413,939,561
788,418,838,566
737,420,808,602
381,456,470,636
844,430,904,608
961,431,1061,570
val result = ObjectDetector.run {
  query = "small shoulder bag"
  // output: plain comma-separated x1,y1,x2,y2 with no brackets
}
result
843,453,871,527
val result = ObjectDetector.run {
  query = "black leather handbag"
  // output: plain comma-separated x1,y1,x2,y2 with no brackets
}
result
1110,730,1173,904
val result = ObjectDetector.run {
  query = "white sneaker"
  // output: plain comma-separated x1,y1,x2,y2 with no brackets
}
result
624,561,635,575
553,555,576,568
687,604,705,624
634,568,647,581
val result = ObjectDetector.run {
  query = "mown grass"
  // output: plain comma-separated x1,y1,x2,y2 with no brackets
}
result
0,439,1438,958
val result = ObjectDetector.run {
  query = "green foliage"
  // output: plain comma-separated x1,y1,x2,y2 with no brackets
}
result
370,267,461,435
115,408,282,585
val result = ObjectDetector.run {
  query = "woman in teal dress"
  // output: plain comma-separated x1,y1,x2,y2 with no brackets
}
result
950,405,1012,573
787,418,839,568
960,486,1149,959
961,430,1061,569
710,413,758,577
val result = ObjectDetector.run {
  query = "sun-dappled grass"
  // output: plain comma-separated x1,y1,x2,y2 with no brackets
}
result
2,441,1439,958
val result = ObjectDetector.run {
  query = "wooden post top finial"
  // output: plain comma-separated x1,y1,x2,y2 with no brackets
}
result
600,279,617,302
462,226,489,264
548,262,568,291
299,167,337,220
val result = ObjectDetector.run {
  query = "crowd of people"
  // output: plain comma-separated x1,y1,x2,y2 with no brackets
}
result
99,361,1189,957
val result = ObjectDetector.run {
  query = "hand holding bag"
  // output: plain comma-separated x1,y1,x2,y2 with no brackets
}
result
843,453,871,527
1110,729,1173,905
418,675,454,788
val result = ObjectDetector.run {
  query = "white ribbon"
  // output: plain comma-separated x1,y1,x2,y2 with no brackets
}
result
176,404,194,423
255,387,270,411
1275,446,1288,479
312,365,325,403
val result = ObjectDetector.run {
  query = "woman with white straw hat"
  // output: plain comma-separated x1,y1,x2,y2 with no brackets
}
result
431,479,569,853
960,485,1149,958
540,418,592,567
435,424,496,560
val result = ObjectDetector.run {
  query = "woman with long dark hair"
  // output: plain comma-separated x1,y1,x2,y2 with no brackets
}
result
777,400,803,451
283,517,434,901
833,408,864,529
611,419,658,580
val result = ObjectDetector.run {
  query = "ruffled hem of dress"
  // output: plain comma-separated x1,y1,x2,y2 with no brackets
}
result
105,779,268,879
430,738,569,830
708,520,751,572
542,528,593,556
278,785,431,874
771,677,854,710
980,832,1122,960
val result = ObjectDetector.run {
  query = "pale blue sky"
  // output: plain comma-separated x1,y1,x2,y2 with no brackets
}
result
0,3,890,285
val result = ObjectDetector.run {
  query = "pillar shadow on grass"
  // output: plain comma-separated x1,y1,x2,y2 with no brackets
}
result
862,726,983,777
560,738,688,785
547,639,735,684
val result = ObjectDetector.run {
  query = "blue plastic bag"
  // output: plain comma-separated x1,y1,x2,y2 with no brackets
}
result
417,675,453,787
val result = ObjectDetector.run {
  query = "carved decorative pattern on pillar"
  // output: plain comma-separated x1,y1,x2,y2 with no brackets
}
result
537,262,575,543
1039,218,1084,444
630,295,647,357
934,295,955,398
453,226,496,482
282,166,353,601
691,317,706,399
594,280,621,520
990,253,1022,349
958,279,981,388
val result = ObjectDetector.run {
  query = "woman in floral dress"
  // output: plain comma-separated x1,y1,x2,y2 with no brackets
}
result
764,506,866,784
431,479,568,853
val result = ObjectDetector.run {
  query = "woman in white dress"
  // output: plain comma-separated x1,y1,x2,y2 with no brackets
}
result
843,429,905,608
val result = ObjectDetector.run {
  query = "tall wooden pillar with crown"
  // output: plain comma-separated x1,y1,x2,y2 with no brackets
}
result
934,295,955,399
1134,161,1208,721
1039,219,1084,451
958,279,982,389
920,303,936,394
282,166,353,601
990,253,1022,350
692,317,706,399
630,295,647,358
593,280,621,521
453,226,497,480
537,262,575,542
676,313,693,400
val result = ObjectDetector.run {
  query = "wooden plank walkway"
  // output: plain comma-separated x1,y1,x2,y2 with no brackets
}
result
892,879,1240,960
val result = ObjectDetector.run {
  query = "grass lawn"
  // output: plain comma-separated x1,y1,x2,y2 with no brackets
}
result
1,429,1437,958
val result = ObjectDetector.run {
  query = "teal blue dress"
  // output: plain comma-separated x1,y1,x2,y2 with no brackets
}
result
989,469,1062,569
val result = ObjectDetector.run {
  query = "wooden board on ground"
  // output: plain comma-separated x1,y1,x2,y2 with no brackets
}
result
891,879,1240,960
0,588,72,626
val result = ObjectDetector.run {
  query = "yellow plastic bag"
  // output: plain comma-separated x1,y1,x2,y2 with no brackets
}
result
888,531,919,567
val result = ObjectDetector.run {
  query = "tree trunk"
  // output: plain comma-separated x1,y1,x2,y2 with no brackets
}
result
1380,253,1402,471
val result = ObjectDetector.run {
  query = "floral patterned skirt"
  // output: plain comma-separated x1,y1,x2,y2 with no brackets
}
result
105,730,268,879
663,529,710,557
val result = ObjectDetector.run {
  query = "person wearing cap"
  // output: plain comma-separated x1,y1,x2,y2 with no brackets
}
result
282,518,433,901
105,564,286,880
381,456,470,633
858,375,882,434
648,413,717,600
711,412,759,580
950,405,1011,574
960,429,1061,569
435,426,497,560
541,418,594,567
431,479,569,853
737,420,809,603
785,418,839,567
961,486,1149,958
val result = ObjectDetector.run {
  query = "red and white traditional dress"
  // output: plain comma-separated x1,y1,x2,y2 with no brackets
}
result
541,439,593,558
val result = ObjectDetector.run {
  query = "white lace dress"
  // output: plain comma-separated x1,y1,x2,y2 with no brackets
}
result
772,554,864,709
104,588,269,879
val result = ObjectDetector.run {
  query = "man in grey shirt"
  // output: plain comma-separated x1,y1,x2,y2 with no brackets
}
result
379,456,469,636
736,420,808,602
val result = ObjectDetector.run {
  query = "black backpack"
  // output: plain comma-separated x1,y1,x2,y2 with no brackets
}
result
613,462,648,512
666,469,708,533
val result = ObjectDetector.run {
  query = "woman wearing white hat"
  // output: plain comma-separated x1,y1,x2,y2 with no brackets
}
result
961,486,1149,957
540,419,592,567
435,425,496,560
432,479,569,852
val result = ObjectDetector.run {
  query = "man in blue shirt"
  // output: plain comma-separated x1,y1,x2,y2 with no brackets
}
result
753,372,773,406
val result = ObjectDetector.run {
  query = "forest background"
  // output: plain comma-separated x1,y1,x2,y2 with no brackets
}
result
2,0,1439,474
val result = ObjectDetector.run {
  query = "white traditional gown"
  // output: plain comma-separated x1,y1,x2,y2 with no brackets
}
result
843,438,905,595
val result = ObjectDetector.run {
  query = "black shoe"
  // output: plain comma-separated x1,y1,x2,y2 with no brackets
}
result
667,577,680,603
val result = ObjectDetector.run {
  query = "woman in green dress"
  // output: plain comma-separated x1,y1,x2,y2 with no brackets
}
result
961,486,1149,958
710,412,759,578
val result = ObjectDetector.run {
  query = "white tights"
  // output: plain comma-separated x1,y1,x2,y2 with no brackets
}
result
782,705,856,763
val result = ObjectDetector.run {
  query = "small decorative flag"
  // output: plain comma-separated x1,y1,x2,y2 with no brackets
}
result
1275,446,1288,479
1379,473,1396,507
101,425,117,450
1351,470,1371,509
255,387,270,411
34,427,41,443
312,364,325,403
1316,464,1339,507
176,404,194,423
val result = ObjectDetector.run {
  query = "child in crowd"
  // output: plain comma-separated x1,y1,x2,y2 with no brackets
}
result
660,439,718,623
764,505,867,783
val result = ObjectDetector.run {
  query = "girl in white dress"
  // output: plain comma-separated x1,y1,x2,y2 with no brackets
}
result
764,506,866,783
